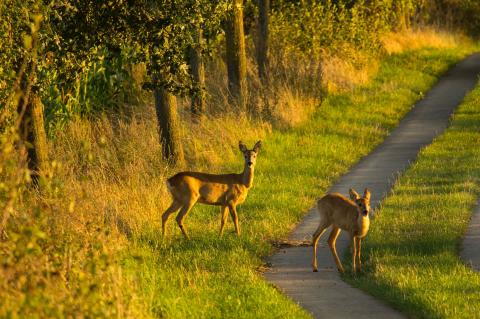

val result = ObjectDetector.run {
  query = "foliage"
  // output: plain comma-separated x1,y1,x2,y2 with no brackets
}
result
1,0,230,131
420,0,480,35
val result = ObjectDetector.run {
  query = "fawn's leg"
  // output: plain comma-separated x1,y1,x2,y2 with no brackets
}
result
351,236,358,273
219,206,229,235
328,227,344,273
175,200,197,239
356,238,362,272
162,200,182,236
228,204,240,235
312,221,329,272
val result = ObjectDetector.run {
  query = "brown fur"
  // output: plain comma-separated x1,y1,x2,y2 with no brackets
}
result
312,188,371,273
162,141,261,238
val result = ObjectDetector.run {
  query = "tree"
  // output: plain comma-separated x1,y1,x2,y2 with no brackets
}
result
256,0,270,83
1,2,49,177
3,1,228,165
225,0,248,110
43,0,194,165
43,0,227,164
189,27,206,118
153,83,185,165
20,96,49,175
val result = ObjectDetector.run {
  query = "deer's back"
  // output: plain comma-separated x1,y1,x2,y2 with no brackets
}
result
167,172,246,205
317,193,359,231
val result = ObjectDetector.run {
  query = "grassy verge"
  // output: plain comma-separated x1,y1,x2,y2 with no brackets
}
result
125,47,477,318
347,65,480,319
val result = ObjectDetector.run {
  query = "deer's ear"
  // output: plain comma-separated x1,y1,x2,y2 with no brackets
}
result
253,140,262,153
239,141,248,153
349,188,360,200
364,188,371,201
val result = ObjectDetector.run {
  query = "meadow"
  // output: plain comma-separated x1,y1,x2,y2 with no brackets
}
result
82,44,476,318
3,0,480,317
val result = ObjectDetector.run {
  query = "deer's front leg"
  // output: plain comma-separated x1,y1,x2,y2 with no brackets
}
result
219,206,229,235
228,204,240,235
351,236,358,273
356,238,362,272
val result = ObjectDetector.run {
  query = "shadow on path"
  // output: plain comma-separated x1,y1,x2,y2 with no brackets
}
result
461,199,480,272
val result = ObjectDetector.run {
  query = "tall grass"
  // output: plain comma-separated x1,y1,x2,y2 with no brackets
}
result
45,42,475,318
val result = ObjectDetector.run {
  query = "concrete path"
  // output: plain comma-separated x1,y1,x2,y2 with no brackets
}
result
461,200,480,272
265,53,480,318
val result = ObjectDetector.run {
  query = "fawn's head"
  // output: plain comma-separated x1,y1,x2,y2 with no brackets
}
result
239,140,262,168
349,188,371,216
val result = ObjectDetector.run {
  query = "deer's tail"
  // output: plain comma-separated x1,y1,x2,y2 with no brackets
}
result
166,179,173,193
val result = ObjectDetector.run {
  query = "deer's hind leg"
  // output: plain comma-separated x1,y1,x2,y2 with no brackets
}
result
162,200,182,236
312,219,330,272
219,206,229,235
328,227,344,273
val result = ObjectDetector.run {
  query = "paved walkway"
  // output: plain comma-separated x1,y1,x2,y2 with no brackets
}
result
265,53,480,318
461,200,480,272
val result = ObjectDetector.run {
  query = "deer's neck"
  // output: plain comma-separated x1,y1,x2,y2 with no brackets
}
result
242,165,254,188
355,211,370,237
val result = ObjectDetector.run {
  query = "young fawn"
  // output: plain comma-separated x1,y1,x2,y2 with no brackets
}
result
162,141,262,239
312,188,371,273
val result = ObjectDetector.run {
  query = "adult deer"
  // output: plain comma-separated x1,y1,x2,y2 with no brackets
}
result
312,188,371,273
162,140,262,239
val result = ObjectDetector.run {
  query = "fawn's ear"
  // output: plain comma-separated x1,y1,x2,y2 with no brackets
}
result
253,140,262,153
364,188,371,201
349,188,360,200
239,141,248,153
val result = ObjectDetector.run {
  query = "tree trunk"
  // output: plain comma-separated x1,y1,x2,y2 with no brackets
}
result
189,27,206,119
225,0,247,110
256,0,269,83
19,94,49,176
154,86,185,166
30,95,48,172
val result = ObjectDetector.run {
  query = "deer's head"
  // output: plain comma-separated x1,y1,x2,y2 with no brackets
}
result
239,140,262,169
349,188,371,217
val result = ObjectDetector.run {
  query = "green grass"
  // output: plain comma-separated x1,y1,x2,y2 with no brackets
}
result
124,47,477,318
346,64,480,319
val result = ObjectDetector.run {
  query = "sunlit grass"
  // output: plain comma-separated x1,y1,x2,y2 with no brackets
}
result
347,74,480,319
381,28,469,55
116,47,476,318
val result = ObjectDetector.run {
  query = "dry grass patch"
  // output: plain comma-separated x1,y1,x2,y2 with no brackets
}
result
381,28,470,54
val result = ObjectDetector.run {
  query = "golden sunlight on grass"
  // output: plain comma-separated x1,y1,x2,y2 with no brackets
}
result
321,53,379,92
268,87,317,129
381,29,469,54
